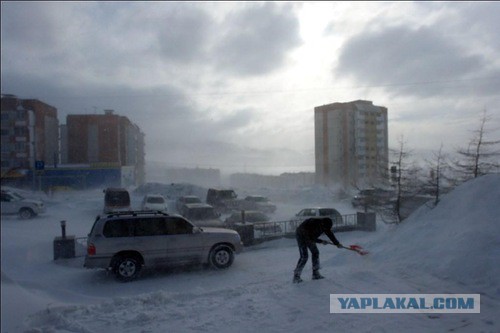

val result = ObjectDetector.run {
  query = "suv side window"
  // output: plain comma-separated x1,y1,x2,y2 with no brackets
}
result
134,217,167,237
165,217,193,235
298,209,316,216
319,209,334,216
103,219,133,238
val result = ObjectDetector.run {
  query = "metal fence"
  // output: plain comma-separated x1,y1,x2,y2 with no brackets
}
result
251,213,363,240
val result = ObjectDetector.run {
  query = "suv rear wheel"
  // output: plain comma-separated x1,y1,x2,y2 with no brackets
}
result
19,208,35,219
209,244,234,269
113,255,142,281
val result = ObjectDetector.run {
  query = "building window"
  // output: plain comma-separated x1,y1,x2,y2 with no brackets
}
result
14,127,26,136
1,143,12,152
15,142,26,152
16,110,26,120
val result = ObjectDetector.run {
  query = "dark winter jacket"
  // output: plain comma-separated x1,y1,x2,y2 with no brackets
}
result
296,217,340,246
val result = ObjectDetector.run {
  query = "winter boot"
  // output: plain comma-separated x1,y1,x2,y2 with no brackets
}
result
293,274,303,284
312,270,325,280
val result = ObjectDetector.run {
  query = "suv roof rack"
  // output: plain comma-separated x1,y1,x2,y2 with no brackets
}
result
104,210,170,218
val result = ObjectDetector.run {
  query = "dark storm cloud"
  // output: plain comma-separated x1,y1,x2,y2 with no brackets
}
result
154,6,214,63
418,2,500,51
1,1,303,90
1,71,192,126
0,2,60,46
212,2,302,76
335,25,498,98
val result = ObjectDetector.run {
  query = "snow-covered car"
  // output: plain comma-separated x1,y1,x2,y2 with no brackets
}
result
352,188,396,208
0,189,46,219
241,195,277,213
103,188,131,213
141,194,168,211
206,188,239,213
84,210,243,281
292,207,343,226
176,195,202,213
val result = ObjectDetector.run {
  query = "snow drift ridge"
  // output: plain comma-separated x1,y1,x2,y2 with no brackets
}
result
368,174,500,291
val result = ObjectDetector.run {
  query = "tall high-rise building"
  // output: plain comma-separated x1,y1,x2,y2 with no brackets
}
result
314,100,389,188
1,94,59,174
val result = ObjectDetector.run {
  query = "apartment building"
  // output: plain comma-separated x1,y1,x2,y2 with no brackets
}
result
1,94,59,174
314,100,389,188
63,110,145,185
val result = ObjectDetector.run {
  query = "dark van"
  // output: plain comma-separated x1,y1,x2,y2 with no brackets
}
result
103,188,131,213
206,188,237,213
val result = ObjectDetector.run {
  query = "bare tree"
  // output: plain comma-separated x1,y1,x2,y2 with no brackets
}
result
349,158,392,213
389,135,424,223
425,143,449,206
453,110,500,182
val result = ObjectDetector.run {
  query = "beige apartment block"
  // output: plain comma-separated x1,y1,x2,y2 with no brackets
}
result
314,100,389,189
1,94,59,173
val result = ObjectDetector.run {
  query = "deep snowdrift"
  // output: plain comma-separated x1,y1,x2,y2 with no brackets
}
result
365,174,500,291
1,174,499,332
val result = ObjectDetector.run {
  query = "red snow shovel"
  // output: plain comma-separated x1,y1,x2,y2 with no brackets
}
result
325,241,369,255
342,244,369,256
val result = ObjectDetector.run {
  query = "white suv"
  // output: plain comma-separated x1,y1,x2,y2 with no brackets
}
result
84,211,243,281
141,194,167,211
1,189,46,219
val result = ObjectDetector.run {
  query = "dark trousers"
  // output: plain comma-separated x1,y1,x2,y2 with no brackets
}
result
294,230,320,276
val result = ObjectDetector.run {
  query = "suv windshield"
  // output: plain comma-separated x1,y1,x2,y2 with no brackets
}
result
247,196,267,202
105,191,130,207
319,209,337,216
185,197,201,204
218,191,236,199
147,197,165,204
5,191,24,201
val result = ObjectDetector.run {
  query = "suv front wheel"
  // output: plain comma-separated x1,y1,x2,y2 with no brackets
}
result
209,244,234,269
113,255,142,282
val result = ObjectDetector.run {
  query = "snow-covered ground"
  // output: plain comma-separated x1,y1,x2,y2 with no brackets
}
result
1,175,499,332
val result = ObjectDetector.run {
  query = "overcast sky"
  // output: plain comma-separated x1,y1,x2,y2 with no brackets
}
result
2,1,499,175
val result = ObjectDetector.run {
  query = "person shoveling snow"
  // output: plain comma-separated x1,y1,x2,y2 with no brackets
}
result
292,217,343,283
292,217,370,283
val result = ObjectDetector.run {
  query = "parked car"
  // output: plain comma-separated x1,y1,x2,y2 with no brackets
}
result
206,188,239,213
351,188,396,208
0,189,46,219
141,194,167,211
84,210,243,281
292,207,343,225
180,203,224,228
103,188,131,213
176,195,202,213
224,210,282,235
241,195,277,213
